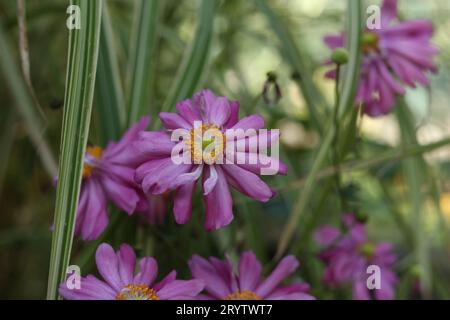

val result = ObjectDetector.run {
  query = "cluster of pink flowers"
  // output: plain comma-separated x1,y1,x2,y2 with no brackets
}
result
56,0,441,299
59,243,314,300
315,214,398,300
69,89,286,240
324,0,437,116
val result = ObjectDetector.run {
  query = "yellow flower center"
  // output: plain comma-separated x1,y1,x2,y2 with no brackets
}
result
361,32,380,54
82,146,103,178
224,290,262,300
186,124,225,164
116,284,159,300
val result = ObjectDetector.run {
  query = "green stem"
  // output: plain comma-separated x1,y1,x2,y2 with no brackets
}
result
275,0,362,258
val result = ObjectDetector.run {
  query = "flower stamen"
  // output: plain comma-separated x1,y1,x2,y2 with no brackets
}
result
224,290,262,300
186,124,225,164
361,32,380,54
82,146,103,178
116,284,159,300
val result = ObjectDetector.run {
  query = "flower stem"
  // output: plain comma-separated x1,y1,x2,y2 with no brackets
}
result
275,0,362,259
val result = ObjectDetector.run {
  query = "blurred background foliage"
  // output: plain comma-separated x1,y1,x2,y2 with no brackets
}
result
0,0,450,299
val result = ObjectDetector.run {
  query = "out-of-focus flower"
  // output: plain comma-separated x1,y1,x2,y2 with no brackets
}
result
188,251,315,300
315,214,398,300
59,243,204,300
324,0,438,117
134,89,287,231
73,117,151,240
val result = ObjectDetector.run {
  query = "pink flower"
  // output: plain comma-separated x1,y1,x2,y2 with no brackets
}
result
134,89,287,231
74,117,151,240
59,243,204,300
188,251,315,300
324,0,438,116
315,214,398,300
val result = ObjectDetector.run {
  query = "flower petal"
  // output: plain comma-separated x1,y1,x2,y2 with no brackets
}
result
133,257,158,286
189,255,232,299
238,251,262,291
221,164,275,202
203,166,234,231
207,97,230,127
80,179,109,241
59,275,117,300
255,256,299,298
117,244,136,285
157,280,204,300
160,112,192,130
174,181,196,224
95,243,123,292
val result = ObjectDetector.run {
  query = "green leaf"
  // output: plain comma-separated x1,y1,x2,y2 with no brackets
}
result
95,3,126,142
0,20,57,178
161,0,216,113
46,0,103,300
396,101,432,297
275,0,362,258
126,0,160,124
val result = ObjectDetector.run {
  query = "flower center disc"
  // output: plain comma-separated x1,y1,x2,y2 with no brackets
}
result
224,290,262,300
361,31,380,54
116,284,159,300
82,146,103,178
187,124,225,164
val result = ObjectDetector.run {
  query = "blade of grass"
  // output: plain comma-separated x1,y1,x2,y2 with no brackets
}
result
285,136,450,190
0,19,57,178
16,0,46,122
46,0,102,300
95,3,125,142
396,101,432,298
161,0,216,114
126,0,160,124
255,0,329,135
275,0,362,259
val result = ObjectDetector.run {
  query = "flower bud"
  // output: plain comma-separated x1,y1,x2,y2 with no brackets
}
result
331,48,349,65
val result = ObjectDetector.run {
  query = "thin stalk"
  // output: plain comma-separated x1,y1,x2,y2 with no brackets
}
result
0,18,57,178
46,0,102,300
284,136,450,191
16,0,46,121
396,101,432,298
275,0,362,259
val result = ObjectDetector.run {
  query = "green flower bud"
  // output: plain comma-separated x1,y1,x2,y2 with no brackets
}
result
331,48,349,65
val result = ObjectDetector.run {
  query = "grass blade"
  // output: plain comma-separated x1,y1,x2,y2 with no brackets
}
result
0,19,57,178
126,0,160,124
95,3,125,142
396,101,432,298
275,0,362,258
161,0,216,113
46,0,102,300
